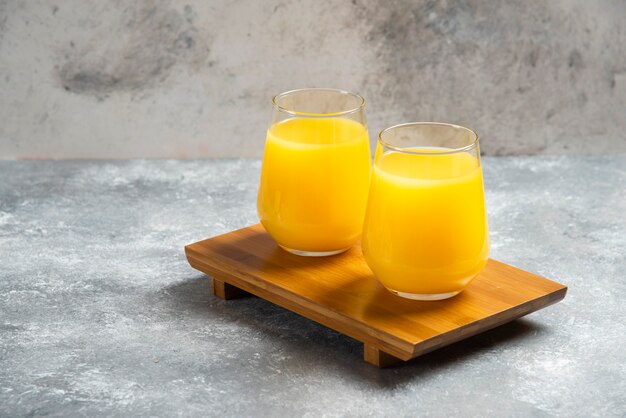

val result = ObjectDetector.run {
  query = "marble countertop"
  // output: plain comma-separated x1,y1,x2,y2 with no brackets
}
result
1,156,624,417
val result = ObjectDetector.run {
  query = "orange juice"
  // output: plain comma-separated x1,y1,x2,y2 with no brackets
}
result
362,149,489,296
258,117,371,254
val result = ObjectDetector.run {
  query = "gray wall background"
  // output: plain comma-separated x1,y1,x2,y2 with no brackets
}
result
1,0,625,159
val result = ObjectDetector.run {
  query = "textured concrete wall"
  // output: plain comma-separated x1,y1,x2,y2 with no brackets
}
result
1,0,625,158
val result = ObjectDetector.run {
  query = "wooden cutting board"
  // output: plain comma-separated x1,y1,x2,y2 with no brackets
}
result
185,224,567,367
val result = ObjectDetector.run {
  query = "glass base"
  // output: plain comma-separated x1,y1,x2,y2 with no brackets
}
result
279,245,350,257
388,289,461,301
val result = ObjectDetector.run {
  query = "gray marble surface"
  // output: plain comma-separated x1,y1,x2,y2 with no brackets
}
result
0,156,625,417
2,1,626,159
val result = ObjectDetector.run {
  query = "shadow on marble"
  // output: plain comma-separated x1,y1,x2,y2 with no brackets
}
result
163,275,546,388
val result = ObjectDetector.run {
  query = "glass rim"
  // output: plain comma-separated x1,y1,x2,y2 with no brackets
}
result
378,122,480,155
272,88,366,118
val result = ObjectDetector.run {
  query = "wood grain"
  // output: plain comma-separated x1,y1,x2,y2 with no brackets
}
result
185,224,567,367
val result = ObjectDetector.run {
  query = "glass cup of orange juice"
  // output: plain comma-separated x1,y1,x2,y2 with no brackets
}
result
362,122,490,300
257,88,371,256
